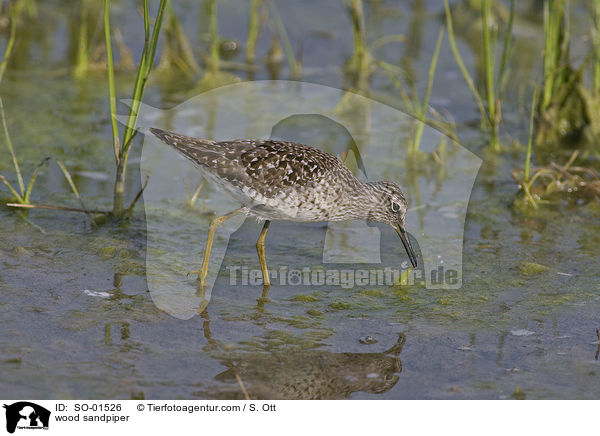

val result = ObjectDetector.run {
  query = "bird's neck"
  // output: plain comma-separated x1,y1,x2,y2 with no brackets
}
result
330,179,380,221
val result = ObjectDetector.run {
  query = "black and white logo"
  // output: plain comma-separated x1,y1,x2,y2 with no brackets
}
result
3,402,50,434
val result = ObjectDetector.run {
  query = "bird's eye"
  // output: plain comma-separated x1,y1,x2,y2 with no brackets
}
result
391,201,400,212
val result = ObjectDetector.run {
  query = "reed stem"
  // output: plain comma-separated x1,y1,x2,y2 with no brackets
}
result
105,0,167,217
481,0,499,150
0,2,20,85
443,0,488,127
497,0,514,103
74,0,89,78
270,1,297,78
246,0,262,63
104,0,120,164
594,0,600,96
207,0,220,75
524,88,538,182
411,26,444,155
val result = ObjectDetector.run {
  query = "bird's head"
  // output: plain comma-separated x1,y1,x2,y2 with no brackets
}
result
366,181,417,268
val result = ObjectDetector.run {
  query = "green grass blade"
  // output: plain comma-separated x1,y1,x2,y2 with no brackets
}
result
497,0,514,101
246,0,262,63
183,179,204,207
481,0,495,126
145,0,167,78
207,0,220,75
110,0,167,217
524,87,538,182
189,181,203,207
74,0,89,78
542,0,564,111
377,61,414,111
594,0,600,95
0,174,23,203
0,97,25,196
56,161,81,200
122,0,167,156
125,176,149,217
143,0,150,42
23,157,50,204
412,26,444,154
104,0,120,163
0,2,19,84
421,26,444,121
269,1,297,76
443,0,489,127
56,160,95,222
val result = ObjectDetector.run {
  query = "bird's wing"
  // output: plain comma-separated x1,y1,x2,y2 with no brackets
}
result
236,140,344,196
150,129,353,216
151,128,346,195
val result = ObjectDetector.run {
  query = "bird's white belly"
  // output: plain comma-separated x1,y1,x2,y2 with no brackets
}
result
200,167,338,222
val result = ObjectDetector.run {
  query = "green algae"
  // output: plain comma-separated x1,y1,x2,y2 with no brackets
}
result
328,301,353,311
518,262,550,276
290,294,320,302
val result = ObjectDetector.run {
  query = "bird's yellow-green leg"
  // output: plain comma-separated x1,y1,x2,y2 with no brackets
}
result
191,208,243,286
255,220,271,287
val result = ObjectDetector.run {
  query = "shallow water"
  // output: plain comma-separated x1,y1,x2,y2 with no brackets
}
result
1,1,599,399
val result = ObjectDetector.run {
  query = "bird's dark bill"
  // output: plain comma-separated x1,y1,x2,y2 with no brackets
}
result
394,225,418,268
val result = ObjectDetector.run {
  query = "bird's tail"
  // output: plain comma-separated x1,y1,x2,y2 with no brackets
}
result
150,128,216,149
149,127,222,165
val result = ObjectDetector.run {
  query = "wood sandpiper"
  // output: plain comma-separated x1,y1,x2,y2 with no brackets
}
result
150,128,417,287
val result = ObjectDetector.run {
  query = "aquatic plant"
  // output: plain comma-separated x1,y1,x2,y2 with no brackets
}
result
195,0,241,90
540,0,571,117
269,0,300,79
534,0,600,147
340,0,452,147
1,98,95,220
74,0,90,78
104,0,167,218
524,88,538,184
0,3,43,205
0,0,20,84
410,27,444,155
157,1,200,77
378,25,456,155
0,98,48,205
513,150,600,209
245,0,263,63
514,88,599,209
183,179,204,208
344,0,370,89
443,0,514,151
206,0,219,76
593,0,600,97
514,88,540,208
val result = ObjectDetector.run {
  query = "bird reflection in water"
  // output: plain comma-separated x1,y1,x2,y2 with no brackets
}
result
198,332,406,400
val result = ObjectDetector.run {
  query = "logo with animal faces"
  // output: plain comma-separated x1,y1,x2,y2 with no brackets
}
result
3,402,50,434
120,80,482,320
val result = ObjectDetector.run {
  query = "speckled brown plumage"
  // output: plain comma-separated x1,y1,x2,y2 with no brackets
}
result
150,127,417,267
